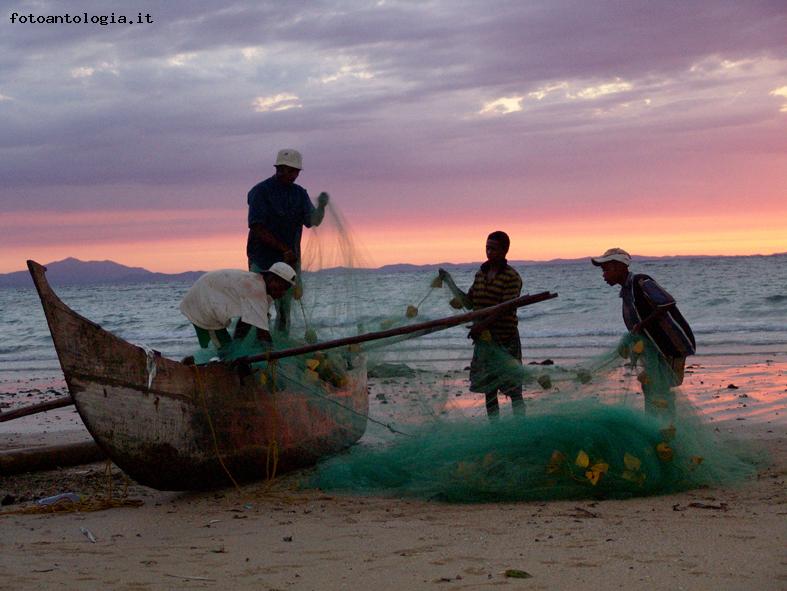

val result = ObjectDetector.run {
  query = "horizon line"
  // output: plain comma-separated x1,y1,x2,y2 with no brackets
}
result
4,251,785,276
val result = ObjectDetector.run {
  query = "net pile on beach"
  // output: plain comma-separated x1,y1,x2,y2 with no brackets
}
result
313,342,757,502
189,205,757,502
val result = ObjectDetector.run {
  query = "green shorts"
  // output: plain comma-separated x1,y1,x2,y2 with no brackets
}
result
193,325,231,349
469,334,523,393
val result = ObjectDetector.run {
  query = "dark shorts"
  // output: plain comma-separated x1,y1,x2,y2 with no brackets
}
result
640,355,686,419
469,334,523,393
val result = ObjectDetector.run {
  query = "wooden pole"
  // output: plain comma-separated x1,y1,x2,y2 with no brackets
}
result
0,397,74,423
0,441,105,475
239,291,558,364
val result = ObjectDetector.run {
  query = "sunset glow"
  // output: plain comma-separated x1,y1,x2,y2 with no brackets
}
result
2,205,784,273
1,2,785,275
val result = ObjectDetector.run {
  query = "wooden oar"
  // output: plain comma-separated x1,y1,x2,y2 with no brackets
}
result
0,397,74,423
238,291,558,364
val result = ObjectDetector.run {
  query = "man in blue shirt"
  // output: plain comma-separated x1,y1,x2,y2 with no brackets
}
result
592,248,695,417
246,148,329,333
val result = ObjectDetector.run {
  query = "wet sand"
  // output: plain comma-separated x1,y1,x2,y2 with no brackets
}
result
1,356,785,590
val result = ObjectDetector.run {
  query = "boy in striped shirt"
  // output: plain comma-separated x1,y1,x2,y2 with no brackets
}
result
460,231,525,419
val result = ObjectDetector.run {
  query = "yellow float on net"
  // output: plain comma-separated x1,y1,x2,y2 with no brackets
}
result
622,452,645,485
623,452,642,471
622,469,646,485
575,369,592,384
449,297,463,309
656,442,674,462
547,450,566,474
585,462,609,486
405,305,418,318
631,339,645,354
305,359,320,371
455,461,474,477
575,450,590,469
430,275,443,288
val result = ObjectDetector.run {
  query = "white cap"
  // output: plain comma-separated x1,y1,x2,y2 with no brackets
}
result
274,148,302,170
264,262,297,285
591,247,632,266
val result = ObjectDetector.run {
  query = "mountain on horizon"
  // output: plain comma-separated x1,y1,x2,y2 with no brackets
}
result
1,252,784,288
0,257,205,288
373,251,786,273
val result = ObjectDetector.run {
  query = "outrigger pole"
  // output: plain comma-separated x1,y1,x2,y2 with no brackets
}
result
237,291,558,364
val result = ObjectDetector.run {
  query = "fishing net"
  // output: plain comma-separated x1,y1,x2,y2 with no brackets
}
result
185,204,758,502
312,334,757,502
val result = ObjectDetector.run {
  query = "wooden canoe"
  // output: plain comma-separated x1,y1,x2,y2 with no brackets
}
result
27,260,368,491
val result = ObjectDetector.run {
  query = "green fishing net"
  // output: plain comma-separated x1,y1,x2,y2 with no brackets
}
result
186,204,758,502
312,400,753,502
311,334,757,502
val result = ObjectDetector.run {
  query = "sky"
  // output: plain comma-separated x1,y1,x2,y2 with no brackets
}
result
1,0,785,273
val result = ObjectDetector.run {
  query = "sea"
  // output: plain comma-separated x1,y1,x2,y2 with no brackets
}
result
1,254,785,383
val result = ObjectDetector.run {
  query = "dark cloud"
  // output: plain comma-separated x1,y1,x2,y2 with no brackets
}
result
0,0,785,215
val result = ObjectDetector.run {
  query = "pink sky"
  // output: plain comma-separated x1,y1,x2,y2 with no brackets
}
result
1,1,785,273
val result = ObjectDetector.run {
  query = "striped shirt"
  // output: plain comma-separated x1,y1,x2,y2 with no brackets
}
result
468,260,523,341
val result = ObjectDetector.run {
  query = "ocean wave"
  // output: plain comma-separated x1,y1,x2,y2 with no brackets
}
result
0,343,55,356
0,361,61,373
702,297,730,306
4,255,787,370
693,324,787,335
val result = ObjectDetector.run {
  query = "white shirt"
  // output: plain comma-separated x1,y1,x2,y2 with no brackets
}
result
179,269,273,331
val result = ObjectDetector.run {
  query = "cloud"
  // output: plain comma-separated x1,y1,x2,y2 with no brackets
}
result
0,0,784,250
479,96,524,115
528,82,569,101
167,52,198,67
571,79,633,100
240,46,265,61
318,62,374,84
252,93,302,112
70,66,95,78
770,85,787,112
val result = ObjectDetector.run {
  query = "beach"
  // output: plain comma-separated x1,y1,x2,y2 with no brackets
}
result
3,0,786,587
1,355,785,590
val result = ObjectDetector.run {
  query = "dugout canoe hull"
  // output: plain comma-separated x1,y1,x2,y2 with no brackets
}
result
27,260,368,491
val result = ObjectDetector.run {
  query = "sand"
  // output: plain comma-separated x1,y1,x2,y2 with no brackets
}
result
1,356,785,590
